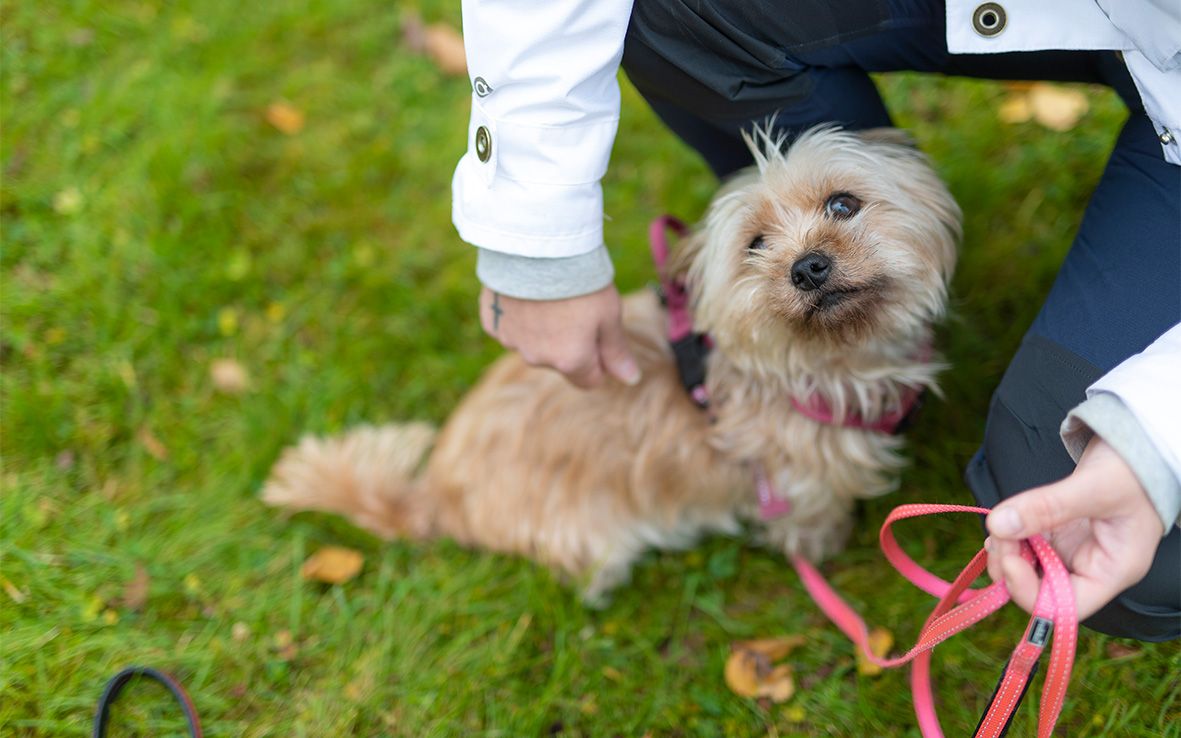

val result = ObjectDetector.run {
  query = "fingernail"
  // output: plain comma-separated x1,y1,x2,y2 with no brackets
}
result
989,507,1023,537
618,360,642,386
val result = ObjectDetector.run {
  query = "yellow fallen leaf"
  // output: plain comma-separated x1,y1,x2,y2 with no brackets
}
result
300,546,364,584
856,627,894,677
724,649,764,698
210,358,250,394
997,94,1032,124
232,621,250,642
423,23,467,76
758,664,795,703
724,639,798,703
137,427,169,461
0,575,27,604
217,307,239,337
265,100,305,134
1029,83,1088,132
53,187,83,215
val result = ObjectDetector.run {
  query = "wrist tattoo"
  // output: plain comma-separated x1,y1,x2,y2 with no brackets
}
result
491,291,504,332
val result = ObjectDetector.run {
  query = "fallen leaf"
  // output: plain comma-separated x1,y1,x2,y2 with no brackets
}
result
997,94,1032,124
300,546,364,584
122,563,150,611
265,101,305,135
210,358,250,394
1104,642,1141,660
217,307,238,337
734,635,807,662
423,23,467,76
1028,83,1088,132
232,621,251,642
0,575,27,604
759,664,795,702
274,629,298,660
137,427,169,461
53,187,83,215
54,450,76,471
724,639,799,703
856,627,894,676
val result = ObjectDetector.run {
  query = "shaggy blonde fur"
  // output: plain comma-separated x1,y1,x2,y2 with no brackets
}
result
263,126,961,603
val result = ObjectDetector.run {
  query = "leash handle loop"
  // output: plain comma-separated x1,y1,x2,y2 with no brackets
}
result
92,666,203,738
792,505,1077,738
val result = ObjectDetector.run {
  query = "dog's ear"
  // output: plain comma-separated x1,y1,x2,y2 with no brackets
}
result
858,127,918,150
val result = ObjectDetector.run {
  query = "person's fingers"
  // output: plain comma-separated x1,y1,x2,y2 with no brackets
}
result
999,554,1041,613
551,348,605,389
986,476,1109,540
597,315,641,386
986,537,1021,585
1068,573,1125,621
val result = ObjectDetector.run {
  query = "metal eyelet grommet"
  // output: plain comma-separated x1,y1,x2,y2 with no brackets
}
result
475,125,492,163
473,76,493,97
972,3,1006,37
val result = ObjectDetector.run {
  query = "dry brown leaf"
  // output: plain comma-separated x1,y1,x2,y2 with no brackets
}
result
424,23,467,76
734,635,807,661
997,94,1032,125
1029,84,1088,132
759,664,795,703
300,546,364,584
137,427,169,461
210,358,250,394
724,638,799,703
856,627,894,676
1104,642,1141,660
265,101,305,135
122,563,150,611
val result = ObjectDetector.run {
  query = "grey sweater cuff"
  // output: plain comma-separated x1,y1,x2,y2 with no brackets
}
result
476,246,615,300
1060,392,1181,535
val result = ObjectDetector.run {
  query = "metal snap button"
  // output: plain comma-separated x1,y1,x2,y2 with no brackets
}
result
475,125,492,162
972,3,1006,37
1161,130,1175,146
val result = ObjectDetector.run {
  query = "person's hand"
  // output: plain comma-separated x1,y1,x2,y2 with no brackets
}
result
985,436,1164,620
479,284,641,389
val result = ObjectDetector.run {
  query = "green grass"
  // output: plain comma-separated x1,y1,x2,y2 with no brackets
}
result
2,1,1178,736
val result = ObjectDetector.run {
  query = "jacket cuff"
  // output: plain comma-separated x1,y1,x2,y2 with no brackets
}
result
476,246,615,301
1061,392,1181,534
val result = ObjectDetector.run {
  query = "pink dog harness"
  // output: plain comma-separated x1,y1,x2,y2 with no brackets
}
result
650,215,1077,737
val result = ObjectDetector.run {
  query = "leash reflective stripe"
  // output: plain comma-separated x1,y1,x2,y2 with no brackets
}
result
790,505,1077,738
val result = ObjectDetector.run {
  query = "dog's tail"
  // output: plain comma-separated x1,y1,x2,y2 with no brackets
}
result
261,423,439,540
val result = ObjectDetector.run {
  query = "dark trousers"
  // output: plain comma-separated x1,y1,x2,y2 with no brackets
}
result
623,0,1181,641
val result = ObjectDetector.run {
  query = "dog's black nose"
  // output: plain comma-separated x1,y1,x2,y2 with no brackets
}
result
791,253,832,291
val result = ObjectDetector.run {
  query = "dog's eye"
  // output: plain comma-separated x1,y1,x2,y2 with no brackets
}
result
748,235,767,251
825,193,862,220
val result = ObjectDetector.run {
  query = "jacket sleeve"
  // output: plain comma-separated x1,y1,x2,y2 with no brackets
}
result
452,0,634,296
1060,323,1181,533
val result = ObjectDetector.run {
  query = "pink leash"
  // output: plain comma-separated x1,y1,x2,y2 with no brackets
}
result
790,505,1076,738
650,216,1078,736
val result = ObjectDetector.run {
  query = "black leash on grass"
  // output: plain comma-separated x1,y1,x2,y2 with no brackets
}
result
93,666,203,738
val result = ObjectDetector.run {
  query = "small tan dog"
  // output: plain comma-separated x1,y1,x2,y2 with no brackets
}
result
263,127,961,603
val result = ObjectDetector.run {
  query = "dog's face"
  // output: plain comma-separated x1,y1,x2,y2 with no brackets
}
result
682,127,960,365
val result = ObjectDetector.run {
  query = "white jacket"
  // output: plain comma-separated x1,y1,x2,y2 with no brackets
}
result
451,0,1181,530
